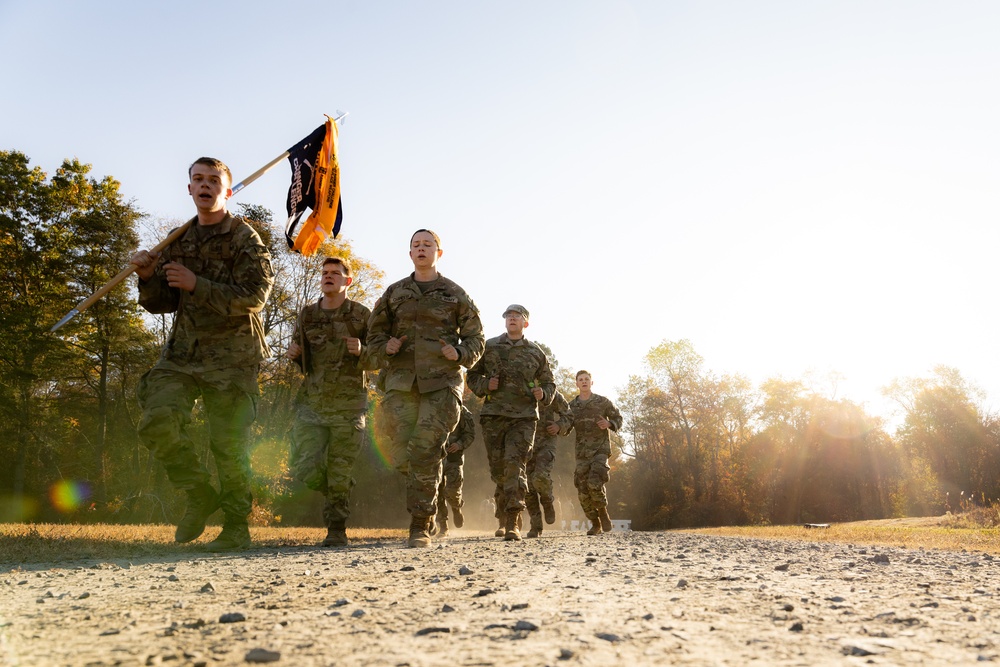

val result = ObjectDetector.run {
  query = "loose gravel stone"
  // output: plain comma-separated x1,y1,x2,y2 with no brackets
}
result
245,647,281,663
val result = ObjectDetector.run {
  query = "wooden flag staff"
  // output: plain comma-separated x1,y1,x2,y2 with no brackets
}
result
50,112,348,333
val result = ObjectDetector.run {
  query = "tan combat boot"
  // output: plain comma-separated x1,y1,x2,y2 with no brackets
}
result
174,484,220,543
494,515,505,538
408,516,432,548
526,513,543,538
206,521,251,552
542,500,556,525
598,507,613,532
586,513,603,536
504,510,522,541
321,519,348,547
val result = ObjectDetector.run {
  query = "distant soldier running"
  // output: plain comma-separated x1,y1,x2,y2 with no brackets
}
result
567,370,622,536
525,389,573,537
468,304,555,541
432,401,475,537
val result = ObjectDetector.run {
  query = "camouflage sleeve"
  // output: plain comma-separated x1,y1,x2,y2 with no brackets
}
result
188,227,274,316
449,405,476,451
350,302,373,371
137,243,180,314
137,274,179,314
605,397,623,432
363,291,393,369
535,348,556,408
454,295,485,369
554,393,574,435
466,352,490,398
565,398,577,434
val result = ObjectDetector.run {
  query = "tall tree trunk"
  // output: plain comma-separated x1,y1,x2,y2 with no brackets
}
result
14,380,30,497
94,342,109,503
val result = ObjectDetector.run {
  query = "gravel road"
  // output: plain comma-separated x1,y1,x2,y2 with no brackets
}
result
3,529,998,666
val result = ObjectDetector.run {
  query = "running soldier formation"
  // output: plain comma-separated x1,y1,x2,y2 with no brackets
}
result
130,158,622,550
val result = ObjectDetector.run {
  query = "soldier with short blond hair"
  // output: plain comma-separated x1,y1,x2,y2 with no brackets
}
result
367,229,485,548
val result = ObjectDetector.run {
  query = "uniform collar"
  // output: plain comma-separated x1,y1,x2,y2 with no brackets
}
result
499,333,527,345
187,211,235,238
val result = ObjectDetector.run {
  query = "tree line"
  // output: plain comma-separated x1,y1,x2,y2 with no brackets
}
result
610,340,1000,528
2,151,994,529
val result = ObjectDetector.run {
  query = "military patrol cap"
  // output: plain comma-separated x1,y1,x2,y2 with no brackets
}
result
503,304,529,320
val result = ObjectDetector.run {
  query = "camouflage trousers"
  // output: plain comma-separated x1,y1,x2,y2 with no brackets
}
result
436,451,465,516
525,433,557,523
289,411,366,524
574,452,611,518
136,365,258,521
379,387,460,518
480,415,537,515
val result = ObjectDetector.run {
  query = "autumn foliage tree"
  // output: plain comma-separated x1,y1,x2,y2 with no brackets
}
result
615,340,899,528
0,152,157,520
886,367,1000,515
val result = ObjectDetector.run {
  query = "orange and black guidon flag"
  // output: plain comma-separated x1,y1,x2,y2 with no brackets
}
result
284,116,342,256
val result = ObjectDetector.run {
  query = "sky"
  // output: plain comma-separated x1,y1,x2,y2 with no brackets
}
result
2,0,999,424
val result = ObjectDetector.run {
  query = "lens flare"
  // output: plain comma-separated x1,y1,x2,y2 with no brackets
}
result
367,420,395,469
49,480,90,514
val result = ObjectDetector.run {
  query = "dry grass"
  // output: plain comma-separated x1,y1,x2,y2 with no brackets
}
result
5,512,1000,566
0,523,406,566
687,513,1000,554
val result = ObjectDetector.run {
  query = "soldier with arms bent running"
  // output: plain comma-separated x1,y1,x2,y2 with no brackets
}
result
131,157,274,552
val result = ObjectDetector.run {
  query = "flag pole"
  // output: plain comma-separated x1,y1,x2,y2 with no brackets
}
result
49,113,350,333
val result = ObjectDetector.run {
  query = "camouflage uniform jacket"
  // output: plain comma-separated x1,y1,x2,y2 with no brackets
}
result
291,298,372,422
138,213,274,372
468,334,555,419
366,273,485,394
535,390,573,438
448,405,476,453
568,393,623,458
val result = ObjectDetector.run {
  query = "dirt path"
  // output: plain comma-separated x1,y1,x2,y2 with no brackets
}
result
3,529,998,666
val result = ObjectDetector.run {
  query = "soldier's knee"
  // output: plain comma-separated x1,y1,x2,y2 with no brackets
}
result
137,408,184,451
290,449,326,490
